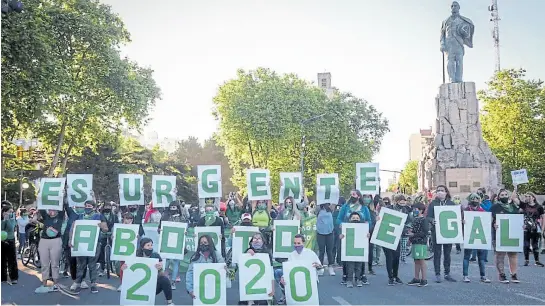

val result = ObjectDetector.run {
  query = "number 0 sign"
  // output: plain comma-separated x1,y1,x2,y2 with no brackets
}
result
193,263,226,305
238,253,273,301
120,257,159,305
283,261,319,305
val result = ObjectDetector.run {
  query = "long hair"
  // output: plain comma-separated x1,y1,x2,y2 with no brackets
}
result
436,185,452,201
191,234,218,263
351,189,364,205
282,196,301,220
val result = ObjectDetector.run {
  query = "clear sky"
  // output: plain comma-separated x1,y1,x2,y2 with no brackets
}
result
102,0,545,188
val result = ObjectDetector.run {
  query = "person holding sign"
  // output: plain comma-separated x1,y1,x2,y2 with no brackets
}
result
116,212,136,292
519,192,544,267
425,185,457,283
407,203,430,287
339,212,370,287
120,237,174,305
196,203,226,257
461,194,491,283
337,189,372,285
69,201,107,294
158,200,188,290
277,196,303,222
35,201,77,293
491,189,523,284
226,192,244,225
186,234,225,299
277,234,322,305
242,232,275,305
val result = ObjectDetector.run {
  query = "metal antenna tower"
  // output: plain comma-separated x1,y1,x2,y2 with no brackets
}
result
488,0,501,72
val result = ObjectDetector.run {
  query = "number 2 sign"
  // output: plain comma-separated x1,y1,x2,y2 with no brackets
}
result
120,257,159,305
238,253,273,301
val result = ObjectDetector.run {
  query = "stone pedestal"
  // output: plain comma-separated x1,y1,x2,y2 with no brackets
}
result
418,82,502,194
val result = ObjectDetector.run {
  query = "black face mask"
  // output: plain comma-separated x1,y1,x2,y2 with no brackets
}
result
350,220,360,223
143,249,153,257
103,209,111,213
499,197,509,204
129,207,137,212
470,201,479,207
199,244,210,252
349,197,358,204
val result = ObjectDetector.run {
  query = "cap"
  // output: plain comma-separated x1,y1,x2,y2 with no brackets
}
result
241,213,252,221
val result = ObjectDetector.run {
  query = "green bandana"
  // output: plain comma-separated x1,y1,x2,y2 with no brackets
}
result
205,212,215,226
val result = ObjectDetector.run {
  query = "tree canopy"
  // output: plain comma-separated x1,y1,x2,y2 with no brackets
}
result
479,69,545,193
213,68,389,197
398,160,418,194
1,0,161,177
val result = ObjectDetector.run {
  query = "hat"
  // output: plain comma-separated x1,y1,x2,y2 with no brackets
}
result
241,213,252,221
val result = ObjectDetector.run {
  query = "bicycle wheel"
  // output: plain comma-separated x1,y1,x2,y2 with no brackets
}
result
22,245,32,267
105,245,112,279
425,236,434,260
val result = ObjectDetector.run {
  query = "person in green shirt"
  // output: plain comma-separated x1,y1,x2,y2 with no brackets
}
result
1,201,19,283
225,192,243,225
252,200,271,228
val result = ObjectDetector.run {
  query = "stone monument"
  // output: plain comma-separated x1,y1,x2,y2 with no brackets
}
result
418,2,502,194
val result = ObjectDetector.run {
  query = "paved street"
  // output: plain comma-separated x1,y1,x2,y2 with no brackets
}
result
2,251,545,305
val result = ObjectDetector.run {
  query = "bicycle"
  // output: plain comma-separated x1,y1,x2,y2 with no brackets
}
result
22,223,42,268
103,233,114,279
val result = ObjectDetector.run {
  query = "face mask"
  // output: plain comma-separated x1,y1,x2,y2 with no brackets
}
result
349,196,358,204
453,199,461,205
75,207,85,214
9,212,15,219
477,192,484,199
103,209,111,214
143,248,153,257
129,207,137,212
241,221,252,226
436,191,446,200
294,245,304,254
84,208,93,214
257,203,267,211
384,202,390,206
499,197,509,204
228,201,235,207
251,241,263,249
170,208,178,212
285,204,292,211
470,201,479,207
350,219,360,223
199,244,210,252
362,198,372,205
205,211,214,218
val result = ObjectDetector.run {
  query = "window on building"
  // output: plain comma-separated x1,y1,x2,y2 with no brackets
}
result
321,79,327,87
472,181,481,188
448,181,458,188
460,185,471,193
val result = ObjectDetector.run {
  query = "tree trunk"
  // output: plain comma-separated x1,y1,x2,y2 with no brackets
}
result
59,140,76,176
47,121,67,177
248,141,256,168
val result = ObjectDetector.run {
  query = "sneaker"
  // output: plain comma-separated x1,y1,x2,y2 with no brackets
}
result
469,257,476,262
407,278,420,286
499,273,509,284
51,284,59,292
90,285,98,293
368,269,376,275
394,277,403,284
356,280,363,287
167,303,175,306
480,276,491,283
277,298,286,305
388,278,395,286
171,282,176,290
317,269,324,277
536,262,544,267
98,269,104,277
340,276,347,285
70,283,79,291
10,280,18,284
176,276,181,282
62,271,70,278
463,276,470,283
117,285,122,292
541,249,545,255
346,281,354,288
328,266,336,276
71,285,82,294
418,279,428,287
456,249,461,254
360,275,369,285
511,274,520,283
444,275,457,282
524,260,529,266
80,281,89,289
35,285,52,294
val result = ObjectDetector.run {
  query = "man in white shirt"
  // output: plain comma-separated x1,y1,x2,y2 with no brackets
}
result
16,208,30,257
275,234,322,304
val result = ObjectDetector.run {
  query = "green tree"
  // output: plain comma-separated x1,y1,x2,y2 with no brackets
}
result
398,160,418,194
1,0,161,177
213,68,389,199
479,69,545,193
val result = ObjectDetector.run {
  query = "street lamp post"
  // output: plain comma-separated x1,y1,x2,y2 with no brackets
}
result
13,138,38,207
299,114,326,195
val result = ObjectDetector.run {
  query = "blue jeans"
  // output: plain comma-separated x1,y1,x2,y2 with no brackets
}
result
471,249,488,261
463,249,486,277
165,259,180,281
18,233,26,254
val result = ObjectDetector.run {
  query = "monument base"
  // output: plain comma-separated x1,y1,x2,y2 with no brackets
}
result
418,82,502,194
